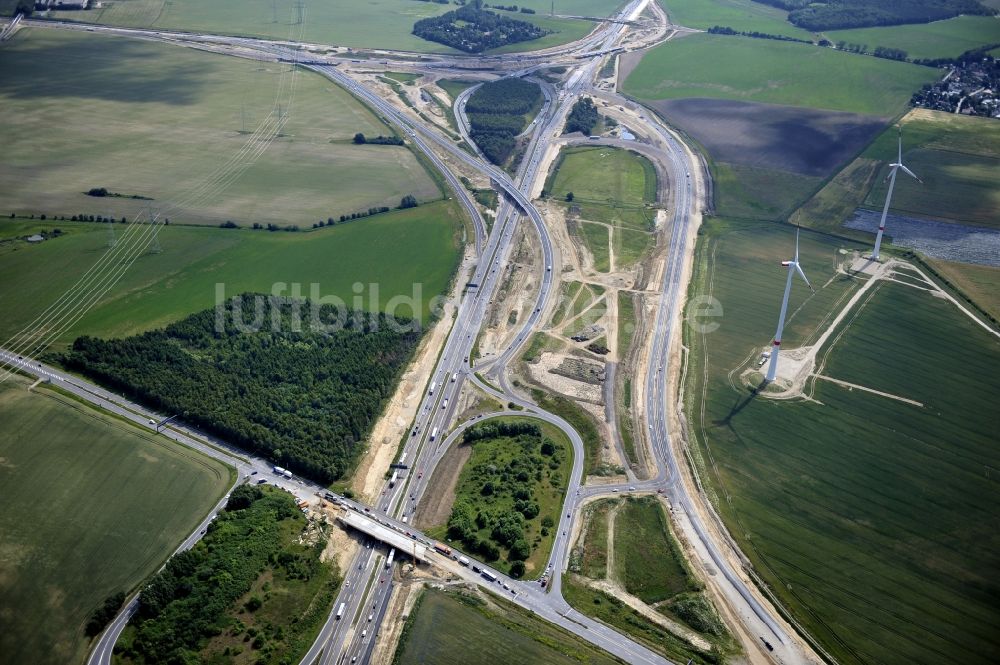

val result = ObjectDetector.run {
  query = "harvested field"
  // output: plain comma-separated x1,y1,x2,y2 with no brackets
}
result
649,98,888,177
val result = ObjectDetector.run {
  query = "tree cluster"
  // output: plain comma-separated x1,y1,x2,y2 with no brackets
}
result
445,423,563,576
465,77,542,165
85,187,152,200
352,132,405,146
750,0,994,31
563,97,599,135
117,488,320,663
84,592,126,637
412,6,551,53
63,296,420,484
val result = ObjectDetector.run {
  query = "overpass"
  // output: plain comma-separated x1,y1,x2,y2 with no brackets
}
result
336,510,429,563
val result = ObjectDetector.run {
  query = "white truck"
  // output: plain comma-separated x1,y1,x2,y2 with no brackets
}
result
458,556,470,566
451,372,458,382
389,470,399,487
336,602,346,620
429,381,436,395
430,427,438,441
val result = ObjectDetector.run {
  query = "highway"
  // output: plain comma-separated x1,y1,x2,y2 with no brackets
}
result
8,5,816,664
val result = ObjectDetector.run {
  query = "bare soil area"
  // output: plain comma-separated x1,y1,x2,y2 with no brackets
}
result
646,98,888,176
412,440,472,531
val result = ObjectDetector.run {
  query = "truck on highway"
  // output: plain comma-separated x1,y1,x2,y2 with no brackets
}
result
272,466,293,479
433,543,452,556
430,427,438,441
336,602,346,620
481,570,497,583
429,381,436,395
389,470,399,487
451,372,458,382
458,556,470,566
441,398,448,410
386,548,395,569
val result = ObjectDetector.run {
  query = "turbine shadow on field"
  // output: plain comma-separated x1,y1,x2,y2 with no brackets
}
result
715,382,765,427
0,36,211,105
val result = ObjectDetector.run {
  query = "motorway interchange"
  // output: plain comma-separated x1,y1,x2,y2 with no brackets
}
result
2,4,820,665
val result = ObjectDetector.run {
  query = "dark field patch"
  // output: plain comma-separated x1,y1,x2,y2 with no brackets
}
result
649,98,888,176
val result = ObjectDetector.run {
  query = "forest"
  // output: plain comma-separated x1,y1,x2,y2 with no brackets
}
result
444,421,565,578
115,486,338,663
62,296,421,484
465,77,542,165
563,97,599,135
412,5,550,53
751,0,994,30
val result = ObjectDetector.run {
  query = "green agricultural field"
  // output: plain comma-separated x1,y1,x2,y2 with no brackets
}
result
0,30,440,228
792,109,1000,250
436,78,481,101
0,200,462,350
713,162,822,221
860,111,1000,228
561,575,726,664
430,418,572,578
549,146,657,267
616,291,638,359
685,218,1000,664
394,587,624,665
548,146,657,222
0,378,233,665
580,221,611,271
613,497,694,604
530,388,604,476
48,0,617,54
927,259,1000,322
578,499,615,579
623,34,937,115
660,0,811,39
552,280,586,326
826,15,1000,60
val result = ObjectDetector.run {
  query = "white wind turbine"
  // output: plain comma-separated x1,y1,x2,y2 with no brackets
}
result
765,227,813,383
871,129,922,261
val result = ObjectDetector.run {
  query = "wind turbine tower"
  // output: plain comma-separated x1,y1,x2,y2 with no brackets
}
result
871,129,922,261
764,228,814,383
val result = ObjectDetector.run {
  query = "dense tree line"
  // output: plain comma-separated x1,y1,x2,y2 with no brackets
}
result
463,420,541,443
563,97,599,135
465,77,541,165
412,6,550,53
116,488,327,663
445,423,563,577
707,25,810,43
63,297,420,484
750,0,994,31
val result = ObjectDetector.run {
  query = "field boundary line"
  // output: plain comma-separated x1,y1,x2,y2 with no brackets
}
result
812,374,924,407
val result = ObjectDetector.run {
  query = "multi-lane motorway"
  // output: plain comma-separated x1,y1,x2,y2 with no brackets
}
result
3,5,819,664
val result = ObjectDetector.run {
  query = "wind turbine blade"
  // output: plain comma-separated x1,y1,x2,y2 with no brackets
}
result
899,164,922,183
794,227,801,262
795,263,813,292
897,132,902,163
